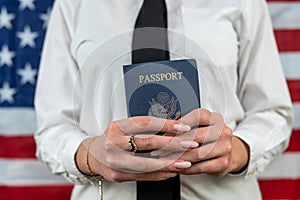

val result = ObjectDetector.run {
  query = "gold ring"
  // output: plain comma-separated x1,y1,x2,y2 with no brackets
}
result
129,135,137,153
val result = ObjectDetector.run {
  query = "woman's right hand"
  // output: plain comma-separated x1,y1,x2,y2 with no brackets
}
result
75,116,198,182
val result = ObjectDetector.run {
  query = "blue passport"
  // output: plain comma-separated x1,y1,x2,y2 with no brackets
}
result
123,59,201,120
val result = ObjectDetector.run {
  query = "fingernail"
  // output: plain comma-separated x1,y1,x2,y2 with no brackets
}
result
173,124,191,132
164,173,178,178
174,161,192,169
181,141,199,149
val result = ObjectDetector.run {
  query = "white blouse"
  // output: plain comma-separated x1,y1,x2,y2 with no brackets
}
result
35,0,293,199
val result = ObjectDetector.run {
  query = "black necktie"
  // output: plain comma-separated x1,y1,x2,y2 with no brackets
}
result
132,0,170,63
132,0,180,200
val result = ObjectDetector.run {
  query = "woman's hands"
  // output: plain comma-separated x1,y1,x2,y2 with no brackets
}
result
75,108,250,183
75,116,197,182
157,108,250,176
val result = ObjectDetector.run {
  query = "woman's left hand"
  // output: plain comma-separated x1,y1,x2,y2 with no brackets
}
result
158,108,250,176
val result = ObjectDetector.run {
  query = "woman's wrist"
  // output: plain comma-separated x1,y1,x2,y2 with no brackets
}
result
75,137,96,176
229,136,250,174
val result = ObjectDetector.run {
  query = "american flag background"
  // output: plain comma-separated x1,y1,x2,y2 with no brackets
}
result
0,0,299,199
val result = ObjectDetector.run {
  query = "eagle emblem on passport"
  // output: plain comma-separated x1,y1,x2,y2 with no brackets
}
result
148,92,181,120
123,59,201,119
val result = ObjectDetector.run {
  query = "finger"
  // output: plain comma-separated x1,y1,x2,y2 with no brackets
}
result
180,156,230,177
151,150,174,157
150,139,199,157
124,135,199,152
179,125,226,145
106,151,191,173
166,140,231,163
179,108,223,128
115,116,191,136
102,133,198,157
178,126,210,144
108,170,178,182
129,172,178,181
126,155,190,172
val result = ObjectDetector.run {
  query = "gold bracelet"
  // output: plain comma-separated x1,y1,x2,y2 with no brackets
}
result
86,137,97,176
86,137,104,200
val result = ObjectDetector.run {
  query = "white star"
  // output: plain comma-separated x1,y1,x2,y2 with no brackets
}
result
0,45,15,67
0,7,15,29
17,25,39,48
17,63,37,85
39,8,51,29
0,82,16,104
18,0,35,10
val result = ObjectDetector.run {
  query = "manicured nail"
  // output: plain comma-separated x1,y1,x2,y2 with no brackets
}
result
173,124,191,132
180,141,199,149
164,173,178,178
174,161,192,169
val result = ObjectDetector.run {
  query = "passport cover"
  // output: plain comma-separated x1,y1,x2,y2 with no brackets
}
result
123,59,200,120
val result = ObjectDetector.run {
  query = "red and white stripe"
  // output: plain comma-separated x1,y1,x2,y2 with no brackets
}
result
258,1,300,199
0,108,73,199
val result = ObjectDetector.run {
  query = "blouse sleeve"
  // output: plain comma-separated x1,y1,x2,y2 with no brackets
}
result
234,0,293,177
34,0,91,184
